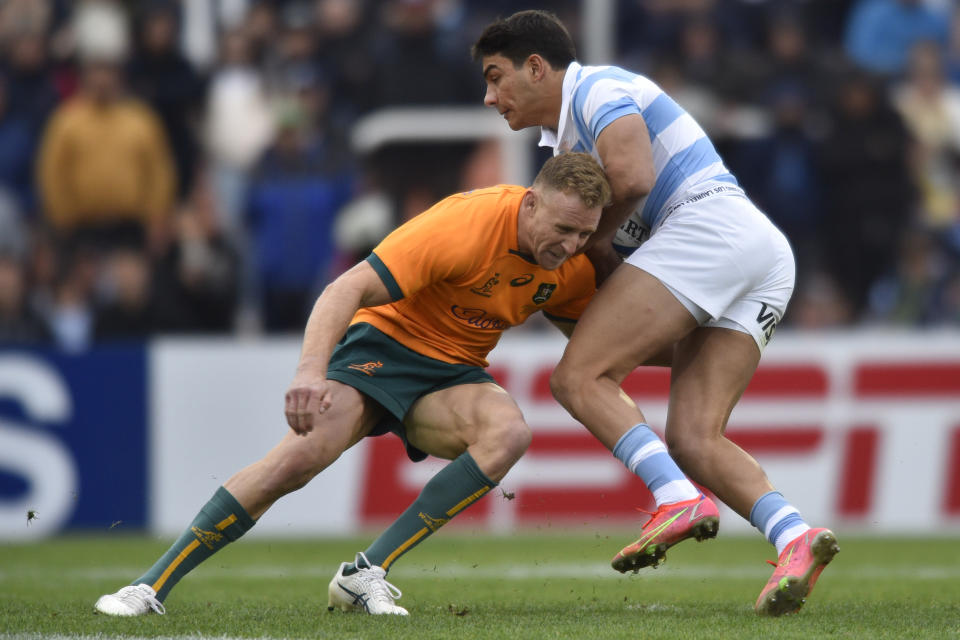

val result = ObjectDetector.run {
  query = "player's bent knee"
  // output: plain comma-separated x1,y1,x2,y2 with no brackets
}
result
665,428,719,471
499,419,532,461
473,418,531,478
549,361,583,410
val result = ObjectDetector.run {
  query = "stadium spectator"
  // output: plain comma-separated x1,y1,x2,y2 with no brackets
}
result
788,270,855,328
127,0,207,198
934,269,960,323
867,228,950,325
93,246,158,341
262,1,324,97
844,0,949,76
1,29,60,126
243,0,280,66
615,0,719,67
41,244,97,352
369,0,475,107
749,9,839,115
202,27,274,251
36,2,176,256
150,176,239,334
0,248,48,345
246,100,355,332
0,73,36,215
891,40,960,239
675,15,733,98
819,70,914,317
312,0,376,121
730,81,823,279
946,3,960,84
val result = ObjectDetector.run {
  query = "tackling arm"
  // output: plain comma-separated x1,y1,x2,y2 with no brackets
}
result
585,114,656,284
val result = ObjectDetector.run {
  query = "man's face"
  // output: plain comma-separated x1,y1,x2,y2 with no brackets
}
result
84,63,123,103
520,188,600,270
481,54,540,130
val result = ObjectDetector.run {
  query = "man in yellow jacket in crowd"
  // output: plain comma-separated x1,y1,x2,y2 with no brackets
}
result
37,57,175,251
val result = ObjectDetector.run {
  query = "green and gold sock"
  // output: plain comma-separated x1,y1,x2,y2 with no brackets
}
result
353,451,496,573
135,486,255,601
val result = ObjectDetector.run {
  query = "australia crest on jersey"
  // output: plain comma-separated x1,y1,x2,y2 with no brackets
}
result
532,282,557,304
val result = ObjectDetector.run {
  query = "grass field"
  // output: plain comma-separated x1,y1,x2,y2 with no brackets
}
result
2,533,959,639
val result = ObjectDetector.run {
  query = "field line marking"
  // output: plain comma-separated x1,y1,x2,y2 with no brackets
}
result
3,564,960,582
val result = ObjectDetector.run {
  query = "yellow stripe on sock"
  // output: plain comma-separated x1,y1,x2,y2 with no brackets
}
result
151,539,201,593
382,527,429,570
446,486,490,517
215,514,237,530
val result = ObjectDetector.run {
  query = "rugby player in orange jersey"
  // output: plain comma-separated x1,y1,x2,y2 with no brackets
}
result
93,152,610,617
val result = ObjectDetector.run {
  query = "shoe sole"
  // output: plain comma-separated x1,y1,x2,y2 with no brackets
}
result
757,530,840,617
93,596,152,617
327,599,408,615
327,588,408,615
611,515,720,573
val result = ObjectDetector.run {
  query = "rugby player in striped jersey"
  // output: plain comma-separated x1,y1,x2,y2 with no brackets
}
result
474,10,837,616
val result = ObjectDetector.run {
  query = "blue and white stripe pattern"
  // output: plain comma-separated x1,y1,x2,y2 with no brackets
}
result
612,423,700,506
749,490,811,554
540,61,737,232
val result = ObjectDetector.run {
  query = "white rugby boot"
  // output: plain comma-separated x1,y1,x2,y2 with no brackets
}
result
94,583,166,616
327,552,408,615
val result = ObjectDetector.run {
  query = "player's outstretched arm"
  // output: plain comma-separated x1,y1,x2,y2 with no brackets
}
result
284,261,392,435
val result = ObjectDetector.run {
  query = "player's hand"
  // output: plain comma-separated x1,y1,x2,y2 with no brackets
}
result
585,242,623,287
284,372,333,435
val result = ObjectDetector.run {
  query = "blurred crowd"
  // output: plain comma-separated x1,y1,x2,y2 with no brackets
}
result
0,0,958,351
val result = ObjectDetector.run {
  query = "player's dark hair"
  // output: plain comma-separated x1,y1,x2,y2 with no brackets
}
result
534,152,611,210
472,10,576,70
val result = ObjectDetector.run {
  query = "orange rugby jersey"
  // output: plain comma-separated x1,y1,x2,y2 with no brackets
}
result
353,185,596,367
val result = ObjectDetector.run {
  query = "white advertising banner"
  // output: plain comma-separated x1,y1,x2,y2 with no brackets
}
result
150,339,369,537
150,330,960,537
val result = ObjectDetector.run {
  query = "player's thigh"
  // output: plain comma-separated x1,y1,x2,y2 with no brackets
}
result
665,326,760,441
263,380,385,470
403,382,526,459
562,264,699,382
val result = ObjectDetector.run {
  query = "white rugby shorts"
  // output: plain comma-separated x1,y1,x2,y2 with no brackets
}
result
624,185,795,352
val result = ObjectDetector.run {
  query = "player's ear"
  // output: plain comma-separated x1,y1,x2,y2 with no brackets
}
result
521,188,537,211
526,54,546,81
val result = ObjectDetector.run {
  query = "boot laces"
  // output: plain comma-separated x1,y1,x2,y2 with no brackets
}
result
118,584,165,615
353,552,402,604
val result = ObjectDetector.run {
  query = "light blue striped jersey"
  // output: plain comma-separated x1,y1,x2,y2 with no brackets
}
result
539,61,739,240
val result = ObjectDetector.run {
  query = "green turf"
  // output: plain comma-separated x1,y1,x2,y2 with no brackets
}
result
1,532,959,639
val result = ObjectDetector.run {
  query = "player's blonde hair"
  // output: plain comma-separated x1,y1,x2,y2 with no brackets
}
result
533,152,611,210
